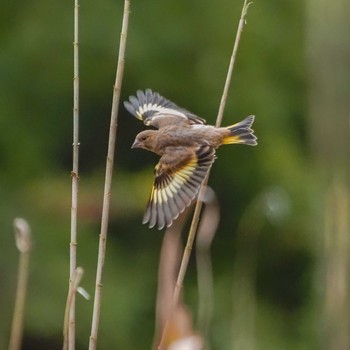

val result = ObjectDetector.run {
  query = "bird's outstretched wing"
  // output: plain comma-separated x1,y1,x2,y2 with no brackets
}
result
143,145,216,229
124,89,206,129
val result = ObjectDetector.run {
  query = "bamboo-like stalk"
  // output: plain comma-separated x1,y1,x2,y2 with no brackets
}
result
215,1,252,128
158,2,252,348
69,0,80,348
8,218,32,350
63,267,84,350
322,180,350,350
88,1,130,349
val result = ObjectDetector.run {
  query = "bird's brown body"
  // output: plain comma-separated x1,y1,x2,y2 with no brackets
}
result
133,125,229,155
124,89,257,229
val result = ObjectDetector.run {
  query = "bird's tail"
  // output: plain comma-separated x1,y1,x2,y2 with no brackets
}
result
222,115,257,146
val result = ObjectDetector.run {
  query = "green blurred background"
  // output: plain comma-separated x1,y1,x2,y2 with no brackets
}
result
0,0,349,349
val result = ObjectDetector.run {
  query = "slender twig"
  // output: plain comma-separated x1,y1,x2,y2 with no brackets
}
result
216,1,253,128
69,0,80,348
88,1,130,349
9,218,32,350
158,1,252,349
63,268,84,350
174,0,251,305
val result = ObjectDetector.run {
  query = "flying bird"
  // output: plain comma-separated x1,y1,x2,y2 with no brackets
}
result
124,89,257,230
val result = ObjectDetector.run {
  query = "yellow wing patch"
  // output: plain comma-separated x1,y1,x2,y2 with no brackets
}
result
143,146,216,229
136,111,143,121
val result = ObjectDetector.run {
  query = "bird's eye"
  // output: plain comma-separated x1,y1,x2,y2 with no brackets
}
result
140,135,148,142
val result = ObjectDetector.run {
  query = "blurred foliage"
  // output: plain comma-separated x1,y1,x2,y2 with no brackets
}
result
0,0,349,349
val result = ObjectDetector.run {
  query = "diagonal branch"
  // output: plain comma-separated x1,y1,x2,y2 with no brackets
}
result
216,0,253,127
88,1,131,349
158,1,252,348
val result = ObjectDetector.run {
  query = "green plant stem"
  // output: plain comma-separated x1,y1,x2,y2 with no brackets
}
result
69,0,80,348
158,1,252,349
88,1,130,349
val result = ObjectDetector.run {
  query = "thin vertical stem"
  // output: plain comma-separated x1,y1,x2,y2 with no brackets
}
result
158,1,252,348
322,180,350,350
9,218,32,350
88,1,130,349
69,0,80,348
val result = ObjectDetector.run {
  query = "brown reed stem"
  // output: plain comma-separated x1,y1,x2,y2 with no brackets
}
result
69,0,80,348
9,218,32,350
88,1,130,349
216,1,252,128
158,1,252,348
63,268,84,350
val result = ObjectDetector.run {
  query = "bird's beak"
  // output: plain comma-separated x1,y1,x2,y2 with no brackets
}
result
131,140,141,149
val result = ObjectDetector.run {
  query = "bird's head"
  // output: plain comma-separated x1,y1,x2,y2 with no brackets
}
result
131,130,158,152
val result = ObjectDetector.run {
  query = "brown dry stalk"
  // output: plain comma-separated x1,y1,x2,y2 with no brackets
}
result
63,267,84,350
68,0,80,348
158,1,252,348
88,1,130,349
9,218,32,350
